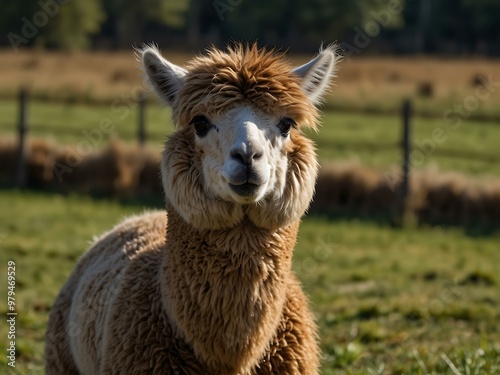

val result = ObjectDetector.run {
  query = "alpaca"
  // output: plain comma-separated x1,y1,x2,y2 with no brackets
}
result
45,43,338,374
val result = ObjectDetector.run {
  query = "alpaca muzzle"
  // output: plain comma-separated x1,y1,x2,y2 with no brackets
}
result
228,181,260,197
226,166,266,198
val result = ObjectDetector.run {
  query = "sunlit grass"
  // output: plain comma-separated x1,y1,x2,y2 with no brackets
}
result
0,190,498,373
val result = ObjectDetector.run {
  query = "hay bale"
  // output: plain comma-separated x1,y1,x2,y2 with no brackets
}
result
0,137,56,188
313,162,382,213
422,172,468,224
53,139,143,196
410,167,438,218
0,138,18,184
26,138,56,188
138,148,162,195
347,166,380,211
461,184,486,225
52,145,82,190
113,142,144,196
482,180,500,225
313,162,363,212
78,140,142,196
369,179,396,211
3,135,497,226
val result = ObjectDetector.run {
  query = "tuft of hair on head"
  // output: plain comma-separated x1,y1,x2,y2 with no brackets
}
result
140,43,339,131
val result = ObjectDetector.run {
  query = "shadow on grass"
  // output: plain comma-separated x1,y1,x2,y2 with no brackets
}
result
306,207,499,238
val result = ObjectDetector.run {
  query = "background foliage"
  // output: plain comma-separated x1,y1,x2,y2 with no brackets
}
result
2,0,500,54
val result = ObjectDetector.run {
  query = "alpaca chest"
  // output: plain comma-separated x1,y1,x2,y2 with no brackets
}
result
160,216,296,373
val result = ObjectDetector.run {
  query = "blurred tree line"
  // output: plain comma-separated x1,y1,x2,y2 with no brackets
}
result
1,0,500,55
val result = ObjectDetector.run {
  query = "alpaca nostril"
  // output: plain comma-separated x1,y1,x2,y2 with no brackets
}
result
230,144,264,166
252,151,263,160
230,148,248,165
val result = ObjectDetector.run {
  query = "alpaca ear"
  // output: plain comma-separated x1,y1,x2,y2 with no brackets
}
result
142,46,187,106
292,46,338,104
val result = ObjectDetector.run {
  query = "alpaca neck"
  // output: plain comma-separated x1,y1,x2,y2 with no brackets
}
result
160,204,299,374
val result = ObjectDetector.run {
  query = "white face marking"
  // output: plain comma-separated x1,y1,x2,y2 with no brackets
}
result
194,106,290,204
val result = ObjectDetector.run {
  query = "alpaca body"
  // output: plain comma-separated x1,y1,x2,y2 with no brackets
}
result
46,210,318,374
46,44,338,374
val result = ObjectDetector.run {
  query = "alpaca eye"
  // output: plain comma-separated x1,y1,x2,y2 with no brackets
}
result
277,118,296,137
189,115,212,137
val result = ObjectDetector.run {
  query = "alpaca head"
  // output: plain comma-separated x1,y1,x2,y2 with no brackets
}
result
142,44,337,230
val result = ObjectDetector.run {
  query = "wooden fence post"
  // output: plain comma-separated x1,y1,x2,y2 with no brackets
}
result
397,99,412,222
138,96,146,147
14,88,28,188
402,100,411,199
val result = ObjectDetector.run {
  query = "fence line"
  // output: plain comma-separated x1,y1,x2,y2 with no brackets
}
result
397,99,411,219
2,90,498,161
4,88,500,188
14,88,28,188
137,96,146,147
3,123,497,163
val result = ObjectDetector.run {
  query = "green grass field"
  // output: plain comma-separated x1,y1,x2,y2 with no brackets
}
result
1,51,499,375
0,190,499,374
1,99,499,176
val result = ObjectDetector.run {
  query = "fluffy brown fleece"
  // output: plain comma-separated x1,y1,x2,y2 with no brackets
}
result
173,44,319,129
45,209,318,375
45,137,320,374
46,44,325,374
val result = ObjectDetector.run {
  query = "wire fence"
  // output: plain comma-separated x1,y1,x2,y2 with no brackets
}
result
2,88,500,212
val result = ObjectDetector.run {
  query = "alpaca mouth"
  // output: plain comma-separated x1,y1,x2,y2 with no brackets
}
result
228,182,260,197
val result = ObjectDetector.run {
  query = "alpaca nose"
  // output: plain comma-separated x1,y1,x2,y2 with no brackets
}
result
230,143,263,166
